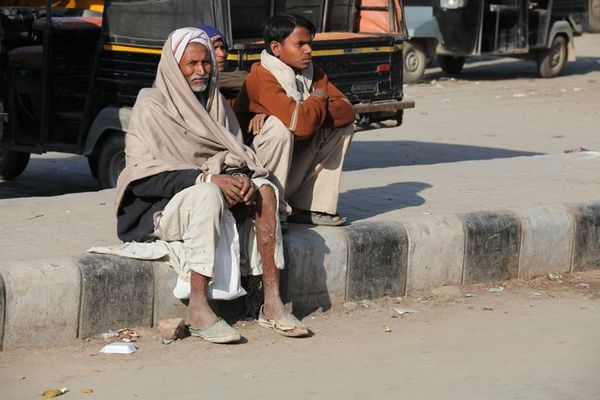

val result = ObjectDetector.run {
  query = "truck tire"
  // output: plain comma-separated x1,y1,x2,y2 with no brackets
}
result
96,132,125,189
403,42,427,83
395,110,404,126
589,0,600,32
537,35,567,78
0,148,30,180
437,55,465,74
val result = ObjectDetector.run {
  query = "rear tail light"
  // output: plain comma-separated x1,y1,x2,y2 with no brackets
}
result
376,64,391,73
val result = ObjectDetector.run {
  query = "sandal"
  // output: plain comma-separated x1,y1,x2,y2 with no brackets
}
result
188,318,241,344
287,209,347,226
258,306,309,338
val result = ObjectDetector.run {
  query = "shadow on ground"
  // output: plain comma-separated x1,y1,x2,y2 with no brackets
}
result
339,181,431,221
343,140,541,171
0,155,100,199
417,56,600,83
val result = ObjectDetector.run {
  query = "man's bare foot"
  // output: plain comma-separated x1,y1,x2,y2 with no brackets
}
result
187,299,218,329
262,294,287,321
188,271,219,329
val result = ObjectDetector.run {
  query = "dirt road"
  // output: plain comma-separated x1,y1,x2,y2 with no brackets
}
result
1,271,599,400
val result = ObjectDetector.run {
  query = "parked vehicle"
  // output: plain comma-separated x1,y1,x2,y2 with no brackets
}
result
0,0,414,188
589,0,600,31
402,0,588,82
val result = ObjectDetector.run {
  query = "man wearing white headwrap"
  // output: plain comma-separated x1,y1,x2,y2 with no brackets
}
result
113,28,309,343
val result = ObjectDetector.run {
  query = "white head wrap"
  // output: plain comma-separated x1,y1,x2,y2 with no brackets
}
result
171,27,209,63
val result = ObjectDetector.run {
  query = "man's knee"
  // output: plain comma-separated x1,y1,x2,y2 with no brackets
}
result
258,184,277,205
185,183,226,212
257,117,294,148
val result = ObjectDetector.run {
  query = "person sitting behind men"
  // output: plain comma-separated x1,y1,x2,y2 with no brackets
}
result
199,23,248,100
114,27,308,343
234,13,356,226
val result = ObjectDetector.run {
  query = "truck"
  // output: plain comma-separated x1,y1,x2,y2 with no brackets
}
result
401,0,589,82
0,0,414,188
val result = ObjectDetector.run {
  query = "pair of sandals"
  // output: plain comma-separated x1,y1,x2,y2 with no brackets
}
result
189,306,309,344
287,209,347,226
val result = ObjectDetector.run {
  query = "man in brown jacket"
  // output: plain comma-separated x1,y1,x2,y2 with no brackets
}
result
235,13,355,226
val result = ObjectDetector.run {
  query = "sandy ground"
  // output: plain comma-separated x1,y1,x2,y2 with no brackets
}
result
1,270,600,400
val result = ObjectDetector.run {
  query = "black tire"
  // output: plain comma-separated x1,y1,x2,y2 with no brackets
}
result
87,154,99,179
589,0,600,32
537,35,567,78
0,148,30,180
437,55,465,74
395,110,404,126
403,41,427,83
96,133,125,189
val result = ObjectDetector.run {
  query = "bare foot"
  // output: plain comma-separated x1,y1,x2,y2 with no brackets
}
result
188,271,219,329
187,298,218,329
262,294,287,321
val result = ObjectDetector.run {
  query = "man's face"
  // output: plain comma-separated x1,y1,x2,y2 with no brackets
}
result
178,43,212,93
212,38,228,72
269,26,313,70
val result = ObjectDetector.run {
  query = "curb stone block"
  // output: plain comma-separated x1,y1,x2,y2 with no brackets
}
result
281,226,348,313
570,203,600,272
462,211,521,284
401,215,465,293
77,254,154,338
344,222,408,301
516,206,574,279
152,262,187,324
0,274,5,350
0,259,81,350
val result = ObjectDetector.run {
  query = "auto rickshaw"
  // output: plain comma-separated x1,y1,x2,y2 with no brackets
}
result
402,0,588,82
0,0,413,188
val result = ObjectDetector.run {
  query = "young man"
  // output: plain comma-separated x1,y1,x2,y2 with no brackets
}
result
234,14,356,226
112,28,308,343
198,24,248,100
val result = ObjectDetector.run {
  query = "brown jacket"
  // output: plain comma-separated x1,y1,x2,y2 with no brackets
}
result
234,63,355,139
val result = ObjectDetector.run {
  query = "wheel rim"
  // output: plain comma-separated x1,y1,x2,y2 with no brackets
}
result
405,50,420,73
549,40,564,69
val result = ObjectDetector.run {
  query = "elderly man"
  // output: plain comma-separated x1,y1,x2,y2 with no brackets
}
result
234,14,356,226
114,28,308,343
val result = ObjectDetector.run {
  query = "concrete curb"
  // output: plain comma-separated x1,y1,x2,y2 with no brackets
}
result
2,201,600,350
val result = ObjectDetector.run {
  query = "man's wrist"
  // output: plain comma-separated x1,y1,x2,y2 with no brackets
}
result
195,173,213,184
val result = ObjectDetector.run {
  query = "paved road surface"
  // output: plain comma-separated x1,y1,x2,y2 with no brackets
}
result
1,271,599,400
1,34,598,199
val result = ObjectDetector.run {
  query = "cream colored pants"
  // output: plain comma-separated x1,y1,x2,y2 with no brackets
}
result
152,181,284,281
251,116,354,216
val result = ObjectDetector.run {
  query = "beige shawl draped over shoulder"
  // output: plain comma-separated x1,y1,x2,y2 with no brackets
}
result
115,28,267,212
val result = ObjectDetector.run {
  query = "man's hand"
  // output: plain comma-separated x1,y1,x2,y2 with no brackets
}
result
211,174,255,208
311,88,328,99
248,113,268,135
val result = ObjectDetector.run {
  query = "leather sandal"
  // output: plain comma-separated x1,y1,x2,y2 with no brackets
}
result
287,209,347,226
258,305,309,338
188,318,241,344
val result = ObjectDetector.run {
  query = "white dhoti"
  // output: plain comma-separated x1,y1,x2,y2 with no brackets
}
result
89,179,284,300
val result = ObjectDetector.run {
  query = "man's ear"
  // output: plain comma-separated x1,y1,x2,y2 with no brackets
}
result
270,40,281,57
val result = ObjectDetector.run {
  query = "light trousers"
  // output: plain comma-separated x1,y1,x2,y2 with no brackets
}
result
251,116,354,216
153,181,284,281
